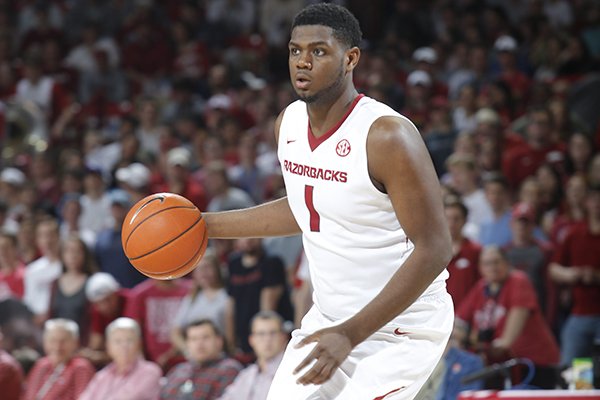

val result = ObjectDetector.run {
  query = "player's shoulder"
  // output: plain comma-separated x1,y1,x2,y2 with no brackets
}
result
281,99,307,118
357,96,418,139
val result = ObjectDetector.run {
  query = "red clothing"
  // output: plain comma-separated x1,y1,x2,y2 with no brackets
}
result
23,356,95,400
154,177,208,211
0,350,23,400
0,263,25,299
457,271,560,366
89,290,128,335
550,213,582,245
552,222,600,315
502,142,563,190
124,280,190,364
447,238,481,310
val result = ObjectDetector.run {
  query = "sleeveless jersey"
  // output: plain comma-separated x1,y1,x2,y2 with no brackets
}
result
278,95,448,320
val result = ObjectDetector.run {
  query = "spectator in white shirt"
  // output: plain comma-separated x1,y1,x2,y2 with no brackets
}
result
23,216,62,326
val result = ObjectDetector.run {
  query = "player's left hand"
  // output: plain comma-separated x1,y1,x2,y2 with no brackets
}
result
293,325,353,386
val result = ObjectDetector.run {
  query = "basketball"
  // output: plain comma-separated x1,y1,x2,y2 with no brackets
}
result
121,192,208,280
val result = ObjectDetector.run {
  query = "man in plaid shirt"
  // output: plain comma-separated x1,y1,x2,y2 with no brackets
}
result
160,319,242,400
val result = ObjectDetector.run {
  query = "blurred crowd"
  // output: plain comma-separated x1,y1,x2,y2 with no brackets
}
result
0,0,599,398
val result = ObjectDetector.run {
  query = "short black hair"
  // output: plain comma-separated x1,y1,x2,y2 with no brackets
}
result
292,3,362,48
184,319,222,339
444,198,469,220
482,172,509,189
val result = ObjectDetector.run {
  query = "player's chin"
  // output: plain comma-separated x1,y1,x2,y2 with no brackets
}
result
297,92,318,104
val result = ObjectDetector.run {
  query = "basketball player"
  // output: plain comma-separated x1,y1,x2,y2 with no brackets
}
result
204,4,453,399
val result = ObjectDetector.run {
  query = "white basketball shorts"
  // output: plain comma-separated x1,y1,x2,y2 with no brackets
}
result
266,289,454,400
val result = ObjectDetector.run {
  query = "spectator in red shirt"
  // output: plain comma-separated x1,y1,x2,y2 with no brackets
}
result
79,272,128,368
23,318,95,400
444,198,481,310
124,278,191,373
160,319,242,400
456,246,560,389
401,70,433,131
0,327,24,400
549,184,600,368
502,107,564,191
0,232,25,300
549,174,587,245
492,35,530,114
155,147,208,211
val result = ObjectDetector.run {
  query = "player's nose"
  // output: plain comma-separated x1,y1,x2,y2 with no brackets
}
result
297,54,312,70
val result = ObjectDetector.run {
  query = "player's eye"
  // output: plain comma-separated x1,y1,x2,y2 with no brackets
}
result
290,48,300,56
313,48,325,56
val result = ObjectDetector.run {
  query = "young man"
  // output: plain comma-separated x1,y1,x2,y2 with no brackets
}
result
204,4,453,399
160,319,242,400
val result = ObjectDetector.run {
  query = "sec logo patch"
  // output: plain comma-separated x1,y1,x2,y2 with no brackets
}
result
336,139,351,157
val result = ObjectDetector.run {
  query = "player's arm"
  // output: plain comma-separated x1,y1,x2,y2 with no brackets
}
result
340,115,452,341
294,115,452,385
203,110,301,239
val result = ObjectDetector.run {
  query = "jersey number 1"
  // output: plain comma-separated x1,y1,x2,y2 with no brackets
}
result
304,185,320,232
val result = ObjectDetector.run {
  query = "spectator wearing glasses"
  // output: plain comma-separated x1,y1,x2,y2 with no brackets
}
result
219,311,288,400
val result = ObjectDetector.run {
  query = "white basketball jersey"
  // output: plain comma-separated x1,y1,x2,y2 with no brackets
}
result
278,95,448,320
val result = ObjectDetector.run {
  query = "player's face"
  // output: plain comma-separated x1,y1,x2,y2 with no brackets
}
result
288,25,348,104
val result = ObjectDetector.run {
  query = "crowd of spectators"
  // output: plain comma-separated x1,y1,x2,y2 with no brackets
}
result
0,0,600,398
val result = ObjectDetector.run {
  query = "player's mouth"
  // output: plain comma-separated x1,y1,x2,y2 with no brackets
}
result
295,74,311,89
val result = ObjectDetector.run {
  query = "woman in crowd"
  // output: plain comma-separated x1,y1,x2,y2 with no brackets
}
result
170,248,230,353
48,234,96,343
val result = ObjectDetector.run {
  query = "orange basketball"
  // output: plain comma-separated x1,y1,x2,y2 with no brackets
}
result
121,192,208,280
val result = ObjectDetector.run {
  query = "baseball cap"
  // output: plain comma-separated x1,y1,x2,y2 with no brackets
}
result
413,47,437,64
167,147,191,168
494,35,517,53
207,94,232,110
407,70,432,87
116,163,151,190
0,167,26,186
109,189,132,208
475,108,500,125
511,202,535,222
86,272,120,302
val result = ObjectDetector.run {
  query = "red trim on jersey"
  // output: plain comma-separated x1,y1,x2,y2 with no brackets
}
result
307,94,364,151
304,185,320,232
373,386,406,400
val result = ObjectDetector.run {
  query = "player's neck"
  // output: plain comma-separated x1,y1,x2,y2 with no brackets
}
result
307,86,359,137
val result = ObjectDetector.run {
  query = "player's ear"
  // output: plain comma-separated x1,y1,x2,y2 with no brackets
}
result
346,47,360,72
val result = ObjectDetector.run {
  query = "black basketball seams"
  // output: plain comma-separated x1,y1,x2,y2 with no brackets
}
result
129,195,166,223
124,205,199,250
136,225,209,279
126,211,203,260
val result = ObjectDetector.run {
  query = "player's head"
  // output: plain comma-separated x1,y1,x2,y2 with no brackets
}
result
289,4,362,104
292,3,362,49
